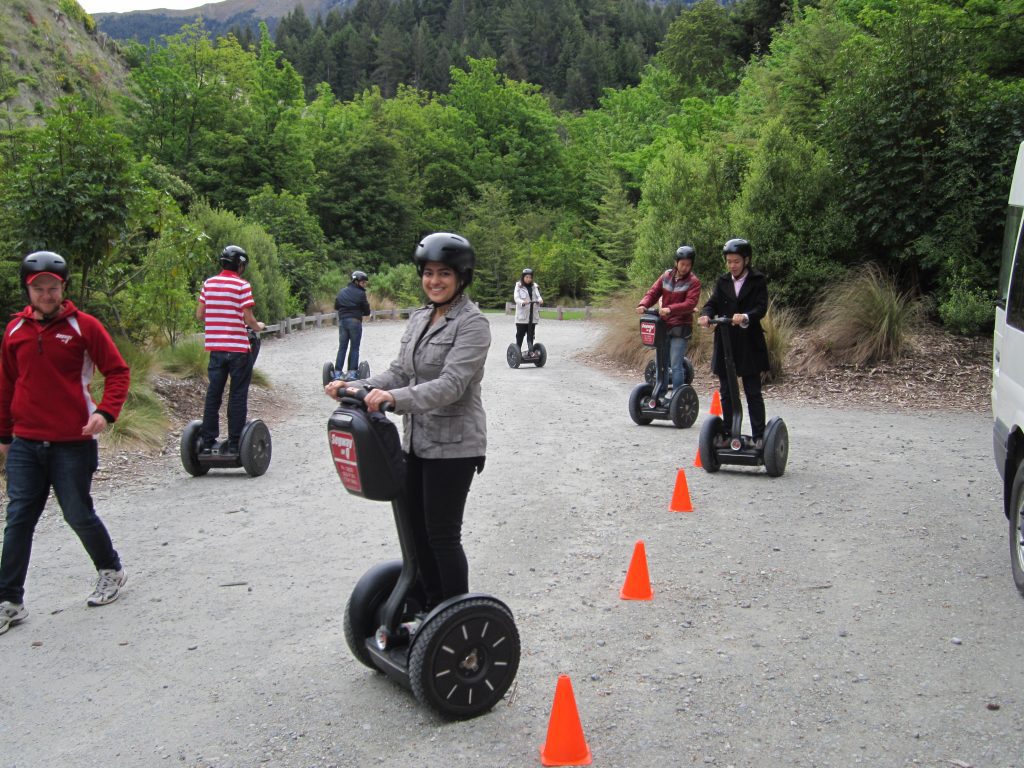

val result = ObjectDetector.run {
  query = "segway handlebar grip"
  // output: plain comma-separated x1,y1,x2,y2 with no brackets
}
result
338,386,394,413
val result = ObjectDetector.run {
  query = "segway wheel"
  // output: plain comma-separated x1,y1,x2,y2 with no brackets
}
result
644,359,656,385
669,385,699,429
699,416,725,473
343,561,403,669
180,420,209,477
628,383,654,426
409,597,520,720
356,361,370,380
762,417,789,478
506,344,522,369
533,343,547,368
239,419,272,477
322,361,336,387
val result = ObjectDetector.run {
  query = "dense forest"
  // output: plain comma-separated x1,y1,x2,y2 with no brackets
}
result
1,0,1023,347
271,0,686,108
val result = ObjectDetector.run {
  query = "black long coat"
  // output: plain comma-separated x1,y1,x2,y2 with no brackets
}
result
701,269,770,377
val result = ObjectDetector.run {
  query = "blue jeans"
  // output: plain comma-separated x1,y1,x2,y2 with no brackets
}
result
669,335,689,390
336,317,363,374
0,438,120,603
202,351,253,445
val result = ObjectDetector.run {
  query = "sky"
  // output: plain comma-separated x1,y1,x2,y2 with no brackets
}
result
78,0,225,13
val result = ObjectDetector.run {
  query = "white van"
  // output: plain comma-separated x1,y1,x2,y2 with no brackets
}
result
993,140,1024,597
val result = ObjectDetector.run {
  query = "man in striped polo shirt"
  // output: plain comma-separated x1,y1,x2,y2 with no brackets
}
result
196,245,265,455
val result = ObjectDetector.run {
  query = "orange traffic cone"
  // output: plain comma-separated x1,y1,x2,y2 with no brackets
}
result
693,446,702,468
620,540,653,600
710,389,723,416
540,675,592,766
669,468,694,513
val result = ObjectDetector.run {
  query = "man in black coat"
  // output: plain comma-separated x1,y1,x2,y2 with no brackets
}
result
697,238,770,445
334,270,371,379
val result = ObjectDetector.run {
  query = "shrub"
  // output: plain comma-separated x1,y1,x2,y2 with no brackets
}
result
803,263,921,369
938,283,995,336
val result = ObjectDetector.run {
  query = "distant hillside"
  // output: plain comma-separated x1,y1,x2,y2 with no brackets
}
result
0,0,129,122
94,0,352,41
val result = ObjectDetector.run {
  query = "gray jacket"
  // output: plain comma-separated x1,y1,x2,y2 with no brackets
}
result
364,294,490,459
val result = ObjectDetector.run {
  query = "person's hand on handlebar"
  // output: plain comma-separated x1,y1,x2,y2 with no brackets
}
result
698,315,709,328
324,379,347,399
362,388,395,412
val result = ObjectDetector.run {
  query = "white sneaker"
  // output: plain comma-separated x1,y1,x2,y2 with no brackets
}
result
87,568,127,606
0,600,27,635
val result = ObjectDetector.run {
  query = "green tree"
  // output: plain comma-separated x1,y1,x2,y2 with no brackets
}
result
657,0,743,98
0,98,139,306
729,119,853,311
631,140,748,287
247,186,329,310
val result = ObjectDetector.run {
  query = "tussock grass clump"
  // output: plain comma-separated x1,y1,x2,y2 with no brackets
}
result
762,301,797,383
97,341,168,451
157,338,209,379
155,337,270,387
801,264,921,371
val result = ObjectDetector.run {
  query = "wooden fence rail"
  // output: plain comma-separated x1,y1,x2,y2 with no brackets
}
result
261,305,608,337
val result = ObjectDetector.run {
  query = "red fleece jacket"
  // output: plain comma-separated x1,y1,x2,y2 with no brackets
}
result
0,301,130,443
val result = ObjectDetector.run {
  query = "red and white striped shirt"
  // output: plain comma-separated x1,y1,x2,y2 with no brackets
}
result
200,271,255,353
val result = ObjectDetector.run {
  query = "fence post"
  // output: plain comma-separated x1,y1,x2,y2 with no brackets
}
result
557,306,564,320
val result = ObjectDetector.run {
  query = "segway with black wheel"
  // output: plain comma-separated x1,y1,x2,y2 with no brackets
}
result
180,330,273,478
323,360,370,387
330,390,520,719
627,310,698,428
697,316,789,476
506,302,547,368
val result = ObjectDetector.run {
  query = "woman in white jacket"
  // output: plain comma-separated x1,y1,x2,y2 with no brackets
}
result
513,268,543,353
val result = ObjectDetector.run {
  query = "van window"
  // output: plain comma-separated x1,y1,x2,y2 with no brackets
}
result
1001,206,1024,299
1008,225,1024,330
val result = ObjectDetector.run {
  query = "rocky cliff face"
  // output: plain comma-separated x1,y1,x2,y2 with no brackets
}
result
1,0,128,124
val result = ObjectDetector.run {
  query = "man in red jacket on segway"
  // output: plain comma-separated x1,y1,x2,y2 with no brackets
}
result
636,245,702,390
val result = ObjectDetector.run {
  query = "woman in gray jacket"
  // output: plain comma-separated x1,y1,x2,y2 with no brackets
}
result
326,232,490,609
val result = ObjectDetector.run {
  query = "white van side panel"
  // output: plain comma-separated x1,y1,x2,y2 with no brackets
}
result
993,142,1024,498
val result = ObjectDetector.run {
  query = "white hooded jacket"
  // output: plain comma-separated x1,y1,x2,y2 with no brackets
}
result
513,281,543,324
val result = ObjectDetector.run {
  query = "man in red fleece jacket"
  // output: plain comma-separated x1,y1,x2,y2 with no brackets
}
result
0,251,131,636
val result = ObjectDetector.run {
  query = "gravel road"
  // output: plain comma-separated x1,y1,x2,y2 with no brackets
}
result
2,316,1021,768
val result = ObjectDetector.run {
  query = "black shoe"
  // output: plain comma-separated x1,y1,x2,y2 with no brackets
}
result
198,441,214,456
223,440,240,455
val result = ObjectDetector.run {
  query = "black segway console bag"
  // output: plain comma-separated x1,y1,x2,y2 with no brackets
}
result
328,400,405,502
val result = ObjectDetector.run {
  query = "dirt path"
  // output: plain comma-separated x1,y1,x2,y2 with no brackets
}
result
2,318,1021,768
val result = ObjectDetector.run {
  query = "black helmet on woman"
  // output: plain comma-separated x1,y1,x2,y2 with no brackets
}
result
21,251,69,289
521,268,534,277
220,245,249,273
675,245,696,263
351,270,368,282
413,232,475,288
722,238,752,262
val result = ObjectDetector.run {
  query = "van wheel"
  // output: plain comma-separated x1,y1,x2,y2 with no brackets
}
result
1010,459,1024,598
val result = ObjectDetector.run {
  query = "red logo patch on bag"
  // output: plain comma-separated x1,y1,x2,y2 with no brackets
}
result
330,430,361,492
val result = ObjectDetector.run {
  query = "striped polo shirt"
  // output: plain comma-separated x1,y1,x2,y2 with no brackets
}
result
201,270,255,353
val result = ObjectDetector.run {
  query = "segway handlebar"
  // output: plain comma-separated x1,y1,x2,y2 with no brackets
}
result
706,315,734,326
338,386,395,413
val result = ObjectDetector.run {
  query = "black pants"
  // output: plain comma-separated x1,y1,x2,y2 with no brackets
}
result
717,372,766,439
405,452,479,607
515,323,536,351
